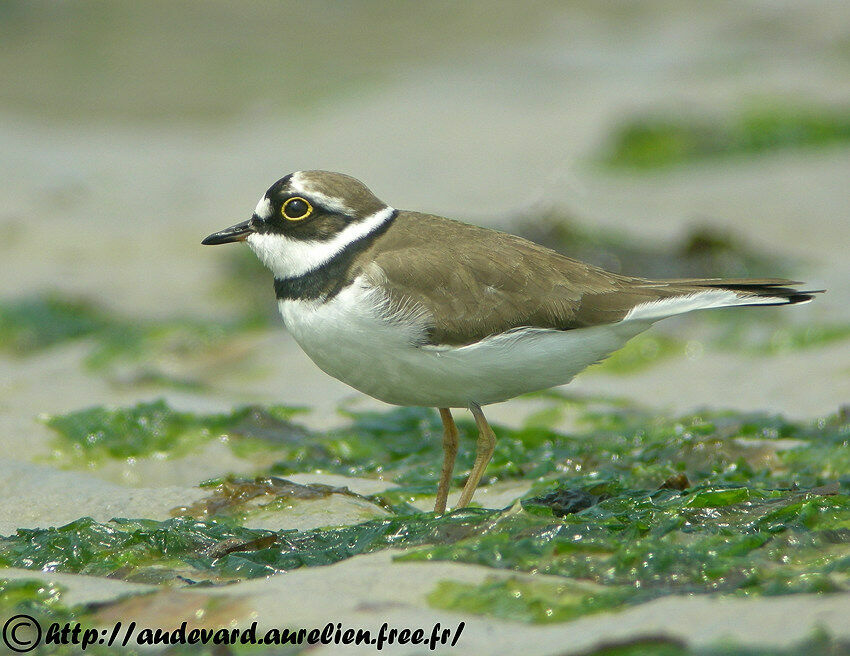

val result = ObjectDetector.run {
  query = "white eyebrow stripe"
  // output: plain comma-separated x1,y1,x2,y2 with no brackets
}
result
246,205,396,279
289,171,353,214
254,197,272,220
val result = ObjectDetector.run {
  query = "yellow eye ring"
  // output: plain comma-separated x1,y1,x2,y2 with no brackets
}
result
282,197,312,221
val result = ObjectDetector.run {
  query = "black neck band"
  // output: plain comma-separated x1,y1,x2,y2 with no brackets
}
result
273,210,397,301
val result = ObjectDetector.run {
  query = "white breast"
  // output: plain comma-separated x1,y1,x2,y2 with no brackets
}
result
277,278,649,408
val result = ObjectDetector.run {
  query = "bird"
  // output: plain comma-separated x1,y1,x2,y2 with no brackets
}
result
203,170,821,513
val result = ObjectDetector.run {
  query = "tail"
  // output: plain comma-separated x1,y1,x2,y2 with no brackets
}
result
621,278,823,323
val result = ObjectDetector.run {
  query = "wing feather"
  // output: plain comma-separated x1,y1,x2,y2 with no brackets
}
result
357,211,819,347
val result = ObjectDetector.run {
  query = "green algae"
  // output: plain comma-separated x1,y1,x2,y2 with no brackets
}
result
428,576,630,624
45,398,850,499
418,490,850,621
29,397,850,624
575,638,688,656
407,402,849,621
590,332,686,374
83,318,243,369
11,481,838,614
0,295,107,353
0,579,133,656
572,631,848,656
0,511,493,584
0,294,259,388
0,517,281,583
269,406,470,486
709,316,850,356
0,578,71,618
80,311,259,389
15,401,850,585
44,400,308,463
603,104,850,169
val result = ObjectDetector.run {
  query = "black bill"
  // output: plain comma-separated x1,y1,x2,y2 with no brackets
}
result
202,219,254,245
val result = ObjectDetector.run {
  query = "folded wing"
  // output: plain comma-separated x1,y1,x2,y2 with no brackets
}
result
362,212,821,347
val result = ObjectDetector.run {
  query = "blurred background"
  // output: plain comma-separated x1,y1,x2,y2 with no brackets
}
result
1,0,849,435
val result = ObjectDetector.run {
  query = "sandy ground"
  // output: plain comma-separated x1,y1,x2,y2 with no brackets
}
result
1,2,849,653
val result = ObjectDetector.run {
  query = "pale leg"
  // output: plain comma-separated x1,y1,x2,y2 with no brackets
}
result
434,408,459,514
456,402,496,508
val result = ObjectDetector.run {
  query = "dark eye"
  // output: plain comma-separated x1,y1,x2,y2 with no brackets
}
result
282,197,312,221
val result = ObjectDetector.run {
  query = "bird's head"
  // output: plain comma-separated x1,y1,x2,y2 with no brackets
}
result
202,170,393,279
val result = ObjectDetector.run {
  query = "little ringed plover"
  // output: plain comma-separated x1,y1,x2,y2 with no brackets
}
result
203,170,821,513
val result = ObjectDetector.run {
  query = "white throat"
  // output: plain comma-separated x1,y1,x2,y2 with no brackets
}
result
246,206,395,279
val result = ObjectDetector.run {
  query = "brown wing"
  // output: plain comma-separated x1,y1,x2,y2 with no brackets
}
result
358,212,818,347
358,212,643,346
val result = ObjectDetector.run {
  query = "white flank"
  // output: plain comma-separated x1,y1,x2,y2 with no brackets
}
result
289,171,354,214
246,206,395,279
278,277,648,408
622,290,787,323
254,196,272,220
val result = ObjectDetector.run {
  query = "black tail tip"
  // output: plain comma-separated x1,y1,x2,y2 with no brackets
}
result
786,289,825,305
